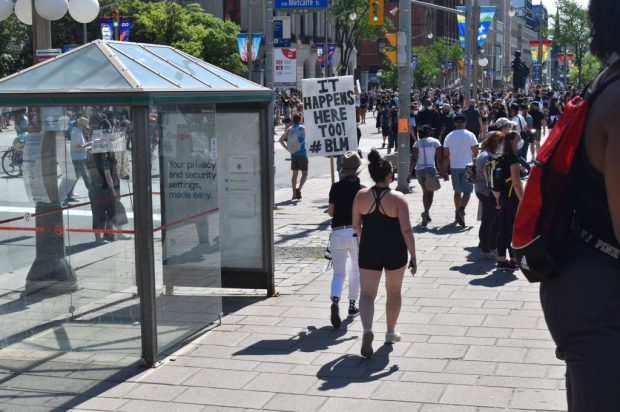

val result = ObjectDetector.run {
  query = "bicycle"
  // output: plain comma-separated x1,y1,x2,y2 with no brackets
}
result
2,145,24,177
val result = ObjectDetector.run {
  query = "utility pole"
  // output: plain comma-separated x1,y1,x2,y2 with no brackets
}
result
504,0,511,89
396,0,411,194
247,5,253,81
537,0,543,84
471,0,480,101
464,1,473,100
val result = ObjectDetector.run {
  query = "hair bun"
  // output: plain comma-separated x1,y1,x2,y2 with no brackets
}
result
367,149,381,164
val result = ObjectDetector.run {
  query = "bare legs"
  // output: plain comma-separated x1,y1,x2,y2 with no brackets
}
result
291,170,308,198
359,266,405,333
453,192,471,210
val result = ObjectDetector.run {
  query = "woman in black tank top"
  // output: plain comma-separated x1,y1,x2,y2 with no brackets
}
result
539,5,620,409
352,149,417,359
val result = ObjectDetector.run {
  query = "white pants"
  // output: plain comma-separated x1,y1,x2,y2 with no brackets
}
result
330,227,360,301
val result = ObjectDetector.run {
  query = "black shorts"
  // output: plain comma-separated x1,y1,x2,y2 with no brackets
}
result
359,236,407,271
291,155,308,171
388,131,398,149
382,126,390,137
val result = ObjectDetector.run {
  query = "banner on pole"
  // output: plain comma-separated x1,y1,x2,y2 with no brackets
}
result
411,55,418,71
274,48,297,84
456,6,496,49
119,18,132,42
301,76,358,157
317,43,325,67
237,33,263,62
328,43,336,65
100,21,114,40
530,41,539,64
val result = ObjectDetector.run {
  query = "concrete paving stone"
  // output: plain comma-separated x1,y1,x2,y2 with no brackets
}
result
514,309,545,317
477,375,558,390
547,365,566,380
120,382,188,401
0,373,95,394
428,335,496,346
174,387,274,409
235,333,301,352
245,372,317,394
524,348,564,365
116,399,206,411
280,307,335,320
263,393,328,412
495,338,556,349
419,405,478,412
372,381,446,403
465,346,527,363
182,368,259,389
184,344,241,359
439,384,513,408
497,291,540,302
309,378,383,398
398,324,468,337
511,328,553,340
449,307,510,316
3,404,58,412
231,347,321,365
484,315,541,329
444,360,497,375
70,396,129,410
319,397,421,412
254,362,296,374
129,365,200,385
193,331,251,346
449,290,499,300
522,301,544,311
170,356,260,371
402,289,454,298
495,363,548,378
236,316,283,326
234,324,313,336
379,312,434,325
510,388,567,411
415,298,484,308
221,315,247,324
401,371,478,385
483,300,524,310
430,313,486,327
289,363,366,379
418,306,451,314
465,326,512,338
405,343,468,359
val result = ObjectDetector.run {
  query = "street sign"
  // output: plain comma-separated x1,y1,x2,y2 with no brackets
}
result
273,16,291,48
274,0,328,9
35,49,61,63
532,64,542,82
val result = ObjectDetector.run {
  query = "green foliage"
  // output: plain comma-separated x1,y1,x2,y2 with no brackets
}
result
552,0,590,86
330,0,388,75
0,0,246,79
381,60,398,89
570,53,602,84
411,39,462,88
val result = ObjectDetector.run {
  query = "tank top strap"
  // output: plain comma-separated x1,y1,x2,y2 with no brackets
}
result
366,186,390,215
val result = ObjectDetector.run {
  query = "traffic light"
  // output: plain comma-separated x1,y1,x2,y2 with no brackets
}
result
369,0,384,26
385,33,397,64
112,9,120,27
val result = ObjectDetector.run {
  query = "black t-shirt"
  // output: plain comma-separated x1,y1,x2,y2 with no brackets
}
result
500,153,519,199
95,152,119,191
463,107,481,132
329,177,364,228
529,109,545,129
417,108,441,132
439,114,455,140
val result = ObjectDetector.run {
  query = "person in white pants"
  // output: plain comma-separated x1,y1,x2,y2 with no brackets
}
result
327,152,366,329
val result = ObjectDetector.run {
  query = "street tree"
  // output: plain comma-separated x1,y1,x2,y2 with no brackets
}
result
0,15,31,77
571,53,602,84
552,0,590,86
330,0,386,75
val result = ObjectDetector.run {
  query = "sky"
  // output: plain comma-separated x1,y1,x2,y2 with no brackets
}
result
540,0,590,16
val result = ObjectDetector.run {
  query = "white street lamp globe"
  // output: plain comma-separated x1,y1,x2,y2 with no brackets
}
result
427,32,433,39
0,0,13,21
35,0,68,21
478,57,489,67
509,7,516,17
15,0,32,25
349,12,356,21
68,0,100,23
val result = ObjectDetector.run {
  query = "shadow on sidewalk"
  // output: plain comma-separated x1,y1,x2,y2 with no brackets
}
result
274,220,331,245
469,270,518,287
232,318,357,356
316,344,398,391
449,246,498,276
418,223,471,235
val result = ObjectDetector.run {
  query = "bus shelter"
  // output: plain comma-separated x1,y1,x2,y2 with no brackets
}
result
0,40,274,366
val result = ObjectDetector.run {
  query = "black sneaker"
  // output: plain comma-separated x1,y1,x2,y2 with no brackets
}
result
295,189,302,199
348,300,359,316
361,331,374,358
330,303,341,329
421,212,430,226
497,260,517,270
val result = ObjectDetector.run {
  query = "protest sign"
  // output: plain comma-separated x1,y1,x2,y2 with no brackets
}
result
91,129,126,153
301,76,357,157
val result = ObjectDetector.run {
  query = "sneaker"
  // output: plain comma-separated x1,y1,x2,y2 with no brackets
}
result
348,300,359,316
65,197,79,203
361,331,374,358
330,303,341,329
480,250,497,259
455,209,465,227
497,260,517,270
385,331,401,344
295,189,302,199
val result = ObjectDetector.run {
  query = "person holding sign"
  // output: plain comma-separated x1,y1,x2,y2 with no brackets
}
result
352,150,417,358
278,113,308,200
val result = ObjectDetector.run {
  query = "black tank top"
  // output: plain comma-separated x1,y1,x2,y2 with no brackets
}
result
361,187,402,236
575,147,619,248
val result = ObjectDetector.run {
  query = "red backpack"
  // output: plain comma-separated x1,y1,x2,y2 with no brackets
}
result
512,75,620,282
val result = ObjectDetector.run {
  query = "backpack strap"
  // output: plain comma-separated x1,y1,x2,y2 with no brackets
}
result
586,73,620,104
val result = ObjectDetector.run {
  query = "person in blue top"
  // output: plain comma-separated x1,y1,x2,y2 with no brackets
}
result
278,113,308,200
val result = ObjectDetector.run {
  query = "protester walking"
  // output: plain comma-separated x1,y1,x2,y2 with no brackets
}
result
278,113,308,200
352,149,417,359
412,125,441,226
540,2,620,409
327,152,366,329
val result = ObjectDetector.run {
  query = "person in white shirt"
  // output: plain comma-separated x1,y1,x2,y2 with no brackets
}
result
412,125,441,226
442,114,479,227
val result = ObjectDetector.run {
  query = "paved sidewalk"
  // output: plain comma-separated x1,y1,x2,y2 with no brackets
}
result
61,134,566,411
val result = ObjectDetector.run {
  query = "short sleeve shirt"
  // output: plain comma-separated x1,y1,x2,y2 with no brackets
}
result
413,137,441,170
329,177,364,228
444,129,478,169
